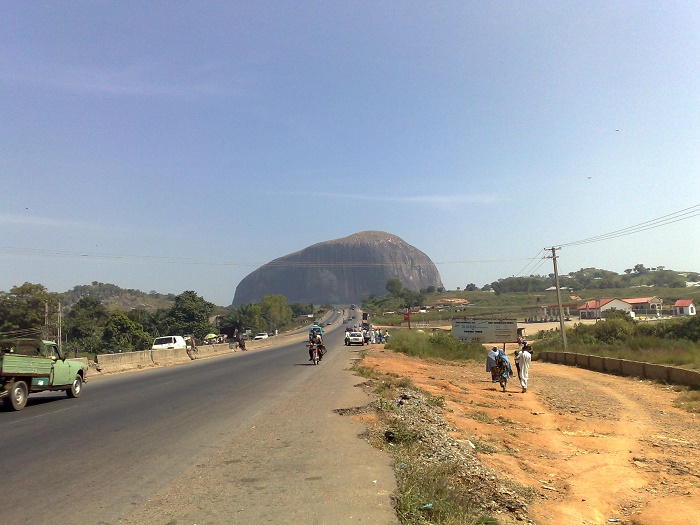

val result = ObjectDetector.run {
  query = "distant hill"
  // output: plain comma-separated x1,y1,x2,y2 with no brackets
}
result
232,231,444,305
59,282,176,310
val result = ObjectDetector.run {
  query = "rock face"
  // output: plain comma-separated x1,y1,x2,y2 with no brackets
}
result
232,231,444,305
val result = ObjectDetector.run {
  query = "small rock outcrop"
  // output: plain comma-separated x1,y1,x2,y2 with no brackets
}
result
232,231,443,305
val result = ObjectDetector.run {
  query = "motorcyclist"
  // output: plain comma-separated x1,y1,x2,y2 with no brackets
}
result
309,329,325,361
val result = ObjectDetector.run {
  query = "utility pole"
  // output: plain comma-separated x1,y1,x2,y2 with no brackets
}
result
545,247,568,351
44,300,49,340
57,301,62,351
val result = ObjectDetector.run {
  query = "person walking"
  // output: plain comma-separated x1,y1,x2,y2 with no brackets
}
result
486,346,499,382
496,348,514,392
513,348,522,382
516,345,532,393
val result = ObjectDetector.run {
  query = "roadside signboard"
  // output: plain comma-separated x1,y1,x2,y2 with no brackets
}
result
452,318,518,343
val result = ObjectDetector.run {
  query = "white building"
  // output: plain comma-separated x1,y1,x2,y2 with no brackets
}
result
577,298,633,319
673,299,696,316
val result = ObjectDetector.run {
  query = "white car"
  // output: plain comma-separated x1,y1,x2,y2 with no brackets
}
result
345,331,364,346
253,333,269,340
152,335,187,350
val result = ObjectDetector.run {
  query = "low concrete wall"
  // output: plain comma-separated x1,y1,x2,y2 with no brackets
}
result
563,353,578,366
603,358,623,375
91,327,316,375
587,355,605,373
668,367,700,388
151,347,191,365
96,350,153,374
620,359,645,378
539,351,700,388
190,343,234,359
644,363,671,383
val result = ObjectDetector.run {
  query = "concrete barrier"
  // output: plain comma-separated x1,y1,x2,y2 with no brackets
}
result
620,359,646,378
668,367,700,388
90,326,321,375
603,358,623,375
575,353,590,368
539,351,700,388
643,363,671,383
151,347,191,365
96,350,153,374
587,355,605,373
563,353,578,366
190,343,234,359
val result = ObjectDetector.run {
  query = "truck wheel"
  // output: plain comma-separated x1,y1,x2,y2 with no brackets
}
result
67,375,82,398
6,380,28,411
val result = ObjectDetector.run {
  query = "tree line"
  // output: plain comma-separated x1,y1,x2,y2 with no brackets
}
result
484,266,694,295
0,282,319,355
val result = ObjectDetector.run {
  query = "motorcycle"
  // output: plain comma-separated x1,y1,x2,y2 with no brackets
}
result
307,343,325,365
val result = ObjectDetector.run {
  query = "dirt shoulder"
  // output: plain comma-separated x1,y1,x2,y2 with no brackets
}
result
360,344,700,525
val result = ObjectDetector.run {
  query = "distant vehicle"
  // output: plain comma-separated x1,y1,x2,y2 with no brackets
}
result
350,304,356,310
253,333,269,340
345,332,364,346
308,325,324,338
326,322,332,326
152,335,187,351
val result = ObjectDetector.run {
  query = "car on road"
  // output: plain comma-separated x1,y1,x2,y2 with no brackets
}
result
326,322,332,326
345,331,364,346
253,333,269,340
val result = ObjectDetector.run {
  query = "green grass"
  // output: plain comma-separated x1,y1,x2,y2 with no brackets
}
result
467,411,495,424
673,389,700,413
385,329,486,361
394,454,500,525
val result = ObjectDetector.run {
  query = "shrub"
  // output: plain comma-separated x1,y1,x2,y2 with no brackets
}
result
386,329,486,361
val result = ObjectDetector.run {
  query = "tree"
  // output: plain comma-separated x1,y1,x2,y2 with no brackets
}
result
385,278,404,298
464,283,478,291
64,296,110,355
634,264,648,274
260,294,292,330
289,302,314,318
127,308,169,338
102,311,151,352
401,290,425,308
164,291,215,338
230,303,264,335
0,282,59,334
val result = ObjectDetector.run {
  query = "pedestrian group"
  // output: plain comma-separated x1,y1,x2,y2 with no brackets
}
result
487,342,532,393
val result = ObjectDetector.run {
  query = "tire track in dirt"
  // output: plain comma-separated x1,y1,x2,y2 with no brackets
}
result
362,346,700,525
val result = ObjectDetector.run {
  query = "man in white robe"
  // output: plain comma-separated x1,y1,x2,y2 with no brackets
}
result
517,345,532,393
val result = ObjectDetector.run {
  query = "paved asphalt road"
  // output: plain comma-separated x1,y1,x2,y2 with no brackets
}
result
0,312,398,524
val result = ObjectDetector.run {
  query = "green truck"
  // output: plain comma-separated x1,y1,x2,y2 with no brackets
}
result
0,338,88,411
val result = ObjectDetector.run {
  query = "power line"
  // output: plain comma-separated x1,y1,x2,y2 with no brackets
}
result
514,250,547,277
0,245,535,268
557,204,700,248
2,204,696,274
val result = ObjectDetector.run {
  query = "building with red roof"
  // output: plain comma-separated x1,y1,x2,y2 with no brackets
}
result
577,298,633,319
673,299,696,316
622,296,663,314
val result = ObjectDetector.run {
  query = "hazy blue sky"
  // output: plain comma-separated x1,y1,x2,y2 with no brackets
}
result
2,1,699,306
